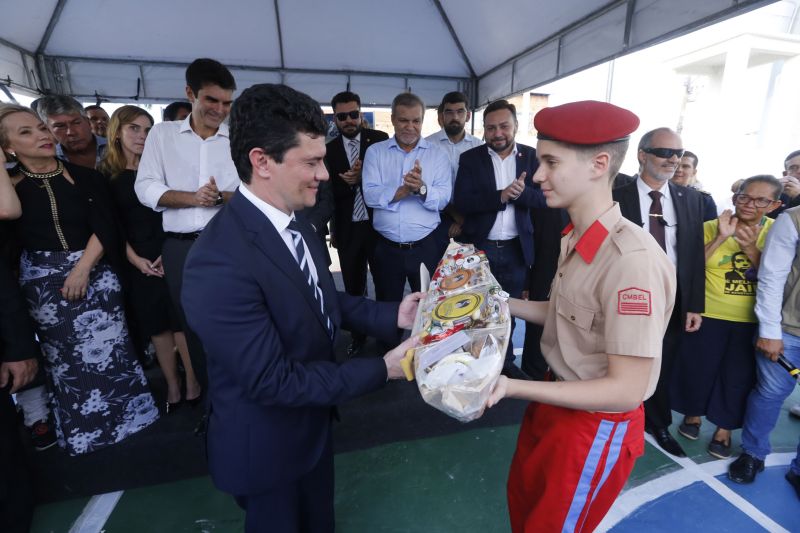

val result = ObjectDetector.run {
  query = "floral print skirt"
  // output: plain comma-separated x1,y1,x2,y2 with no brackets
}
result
19,249,159,456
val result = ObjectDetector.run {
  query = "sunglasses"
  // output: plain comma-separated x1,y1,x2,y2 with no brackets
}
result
642,147,684,159
733,194,776,208
335,110,360,121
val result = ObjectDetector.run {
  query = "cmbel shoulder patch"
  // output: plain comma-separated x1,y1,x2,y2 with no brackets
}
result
617,287,651,315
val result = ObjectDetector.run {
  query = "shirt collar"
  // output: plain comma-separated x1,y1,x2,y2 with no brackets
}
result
388,135,430,151
239,183,293,233
488,143,518,161
562,203,622,264
432,129,478,146
636,175,671,200
345,133,361,145
179,115,230,138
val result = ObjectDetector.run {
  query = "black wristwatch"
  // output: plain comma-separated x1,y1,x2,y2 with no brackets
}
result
214,193,224,206
414,183,427,196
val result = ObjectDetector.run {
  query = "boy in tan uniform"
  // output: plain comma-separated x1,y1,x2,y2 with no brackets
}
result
487,101,677,532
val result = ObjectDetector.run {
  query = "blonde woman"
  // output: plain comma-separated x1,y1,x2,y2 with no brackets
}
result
0,104,158,455
99,106,201,412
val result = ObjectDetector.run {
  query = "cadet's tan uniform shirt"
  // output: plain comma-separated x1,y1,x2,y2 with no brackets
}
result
541,203,676,401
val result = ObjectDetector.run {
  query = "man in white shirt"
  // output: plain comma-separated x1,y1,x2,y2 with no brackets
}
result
135,58,238,391
613,127,706,457
453,100,545,378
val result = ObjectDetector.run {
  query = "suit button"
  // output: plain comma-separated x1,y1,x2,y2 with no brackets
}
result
570,315,576,321
558,273,563,278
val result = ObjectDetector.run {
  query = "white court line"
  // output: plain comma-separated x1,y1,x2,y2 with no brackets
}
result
596,439,793,532
68,491,124,533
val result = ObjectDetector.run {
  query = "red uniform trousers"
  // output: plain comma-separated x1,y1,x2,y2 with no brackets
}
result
507,402,644,533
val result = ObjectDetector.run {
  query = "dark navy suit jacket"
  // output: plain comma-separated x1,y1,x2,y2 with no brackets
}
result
183,190,400,496
453,143,545,266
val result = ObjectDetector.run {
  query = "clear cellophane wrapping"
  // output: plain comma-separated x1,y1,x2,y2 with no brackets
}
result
411,242,510,422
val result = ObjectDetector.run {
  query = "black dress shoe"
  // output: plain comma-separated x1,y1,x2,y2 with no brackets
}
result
165,400,182,415
501,364,531,381
785,470,800,500
649,427,687,457
728,453,764,484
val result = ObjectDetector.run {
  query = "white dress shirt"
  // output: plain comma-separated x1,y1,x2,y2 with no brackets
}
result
487,145,519,240
238,184,322,287
425,129,483,185
135,116,239,233
755,212,798,339
637,177,678,265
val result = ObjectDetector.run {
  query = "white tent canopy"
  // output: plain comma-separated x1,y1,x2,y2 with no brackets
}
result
0,0,775,107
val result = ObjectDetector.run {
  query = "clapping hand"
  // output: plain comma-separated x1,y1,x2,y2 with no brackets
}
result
501,171,526,203
717,209,737,239
340,160,362,186
734,222,760,251
195,176,220,207
403,160,423,193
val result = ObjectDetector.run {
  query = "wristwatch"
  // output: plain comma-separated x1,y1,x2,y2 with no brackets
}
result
214,193,224,206
415,184,427,196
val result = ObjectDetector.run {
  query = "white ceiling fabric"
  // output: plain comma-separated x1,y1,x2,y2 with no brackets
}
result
0,0,775,106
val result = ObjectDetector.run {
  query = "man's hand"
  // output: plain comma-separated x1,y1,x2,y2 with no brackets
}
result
685,312,702,332
340,160,362,185
782,176,800,199
384,335,421,379
402,160,423,193
756,337,783,362
195,176,220,207
62,265,90,301
501,171,526,203
448,223,462,238
397,292,424,329
487,375,509,408
717,209,737,239
0,359,38,393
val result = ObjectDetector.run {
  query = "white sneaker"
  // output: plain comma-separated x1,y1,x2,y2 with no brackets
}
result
790,404,800,419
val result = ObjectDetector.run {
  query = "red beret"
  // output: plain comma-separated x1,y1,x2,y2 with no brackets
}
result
534,100,639,145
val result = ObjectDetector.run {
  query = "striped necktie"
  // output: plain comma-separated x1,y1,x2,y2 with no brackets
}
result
349,139,368,222
287,219,334,338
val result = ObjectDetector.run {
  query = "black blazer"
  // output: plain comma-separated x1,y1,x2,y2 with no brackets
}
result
613,180,705,318
326,128,389,244
453,143,545,266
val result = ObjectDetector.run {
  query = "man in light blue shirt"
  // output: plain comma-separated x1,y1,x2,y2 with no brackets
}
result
362,92,451,301
426,91,482,247
728,204,800,499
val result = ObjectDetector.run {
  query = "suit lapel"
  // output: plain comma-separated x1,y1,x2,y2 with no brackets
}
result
295,219,339,331
620,182,643,226
231,192,333,336
669,182,688,244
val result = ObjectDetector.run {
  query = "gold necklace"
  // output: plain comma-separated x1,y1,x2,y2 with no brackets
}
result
18,159,64,179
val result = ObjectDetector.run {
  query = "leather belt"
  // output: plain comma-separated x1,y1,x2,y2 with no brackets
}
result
483,237,518,248
379,234,426,250
165,231,201,241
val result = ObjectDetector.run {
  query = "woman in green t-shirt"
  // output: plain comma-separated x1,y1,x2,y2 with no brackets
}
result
672,175,783,459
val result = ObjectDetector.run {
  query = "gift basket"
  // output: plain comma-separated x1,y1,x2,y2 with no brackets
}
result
402,241,511,422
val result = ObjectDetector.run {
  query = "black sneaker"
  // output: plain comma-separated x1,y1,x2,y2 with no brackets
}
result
707,438,732,460
678,418,701,440
30,419,57,451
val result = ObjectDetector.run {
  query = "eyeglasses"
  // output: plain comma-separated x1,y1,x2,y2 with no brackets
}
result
642,147,684,159
335,110,360,121
733,194,776,208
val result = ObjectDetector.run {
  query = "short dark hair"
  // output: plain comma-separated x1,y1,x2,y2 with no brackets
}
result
163,101,192,121
683,150,698,169
229,84,327,184
437,91,468,113
84,104,106,114
785,150,800,168
391,92,425,115
737,174,783,199
331,91,361,109
483,99,517,121
185,58,236,95
37,95,85,121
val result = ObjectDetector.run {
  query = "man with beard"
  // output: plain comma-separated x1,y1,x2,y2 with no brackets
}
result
325,91,388,355
136,58,239,392
38,96,107,169
613,127,705,457
362,92,451,303
454,99,545,378
426,91,482,245
84,105,110,138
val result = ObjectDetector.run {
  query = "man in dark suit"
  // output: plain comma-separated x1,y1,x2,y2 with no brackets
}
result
454,99,546,377
613,127,705,457
325,91,389,355
0,239,39,533
182,83,420,533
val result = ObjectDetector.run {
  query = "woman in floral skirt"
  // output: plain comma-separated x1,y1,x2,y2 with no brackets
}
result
0,103,158,455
